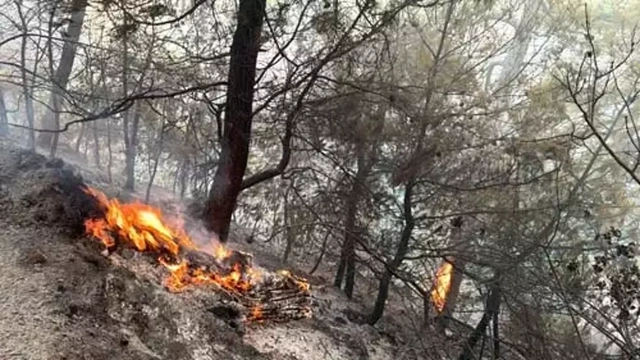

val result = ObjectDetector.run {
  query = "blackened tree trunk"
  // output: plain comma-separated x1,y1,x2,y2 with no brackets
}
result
38,0,88,155
0,89,8,136
204,0,267,242
369,181,415,325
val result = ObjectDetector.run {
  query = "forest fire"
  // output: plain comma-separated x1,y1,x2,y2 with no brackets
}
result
82,186,312,323
431,260,454,313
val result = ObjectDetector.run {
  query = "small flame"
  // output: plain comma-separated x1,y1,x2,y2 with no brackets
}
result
430,261,454,313
248,305,264,322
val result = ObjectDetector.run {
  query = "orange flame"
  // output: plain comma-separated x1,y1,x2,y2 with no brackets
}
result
247,304,264,323
83,187,258,291
82,187,311,323
430,261,454,313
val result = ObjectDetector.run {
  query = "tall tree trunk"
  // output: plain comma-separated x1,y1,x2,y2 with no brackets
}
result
145,120,165,202
282,186,296,263
106,118,113,183
204,0,267,242
336,107,386,297
92,121,101,169
0,89,8,136
38,0,88,155
310,232,330,275
124,104,141,190
16,1,35,149
369,181,415,325
334,145,367,298
75,122,85,152
179,159,189,199
458,281,501,360
121,28,133,190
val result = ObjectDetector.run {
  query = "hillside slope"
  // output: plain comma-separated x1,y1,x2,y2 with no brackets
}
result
0,139,398,360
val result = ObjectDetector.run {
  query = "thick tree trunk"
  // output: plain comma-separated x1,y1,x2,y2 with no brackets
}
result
0,89,8,136
203,0,267,242
38,0,88,154
368,181,415,325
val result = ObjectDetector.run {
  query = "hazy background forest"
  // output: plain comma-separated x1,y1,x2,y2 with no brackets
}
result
1,0,640,358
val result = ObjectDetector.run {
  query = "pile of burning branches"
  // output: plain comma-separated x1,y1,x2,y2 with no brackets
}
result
82,187,312,324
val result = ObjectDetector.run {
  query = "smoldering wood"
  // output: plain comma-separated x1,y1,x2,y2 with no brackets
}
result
97,230,312,323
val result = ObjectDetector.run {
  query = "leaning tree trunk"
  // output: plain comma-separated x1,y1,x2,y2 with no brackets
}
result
0,89,8,136
37,0,88,155
203,0,267,242
369,181,415,325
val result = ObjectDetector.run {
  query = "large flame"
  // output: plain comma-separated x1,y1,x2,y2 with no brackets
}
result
430,260,454,313
82,187,310,322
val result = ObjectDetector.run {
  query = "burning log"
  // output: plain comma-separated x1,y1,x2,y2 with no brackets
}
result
82,186,312,324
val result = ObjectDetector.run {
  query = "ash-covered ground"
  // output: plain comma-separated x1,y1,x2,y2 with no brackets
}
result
0,138,402,360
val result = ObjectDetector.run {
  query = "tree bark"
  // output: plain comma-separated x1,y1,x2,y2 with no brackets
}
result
38,0,88,155
203,0,267,242
368,181,415,325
